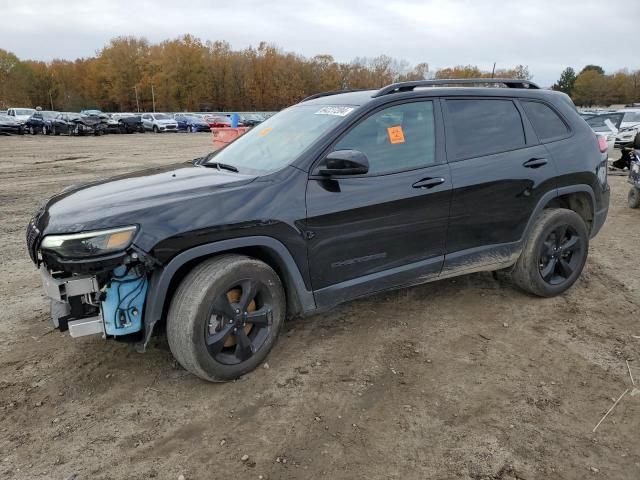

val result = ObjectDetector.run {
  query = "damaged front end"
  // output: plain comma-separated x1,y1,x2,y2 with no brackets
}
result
27,220,153,341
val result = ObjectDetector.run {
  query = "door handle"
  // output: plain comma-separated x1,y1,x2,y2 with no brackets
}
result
412,177,445,189
523,158,548,169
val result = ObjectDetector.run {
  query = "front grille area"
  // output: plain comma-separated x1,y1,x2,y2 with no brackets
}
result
26,218,41,264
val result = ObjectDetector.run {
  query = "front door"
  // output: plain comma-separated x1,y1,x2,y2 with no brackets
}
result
305,100,452,308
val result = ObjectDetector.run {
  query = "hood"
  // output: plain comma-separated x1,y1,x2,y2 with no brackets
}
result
0,117,20,125
38,163,257,240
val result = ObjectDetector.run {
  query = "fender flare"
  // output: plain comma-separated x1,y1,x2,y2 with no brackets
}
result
137,236,316,351
522,185,596,241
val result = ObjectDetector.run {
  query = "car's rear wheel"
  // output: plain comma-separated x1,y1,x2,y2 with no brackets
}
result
511,208,588,297
166,254,285,382
628,188,640,209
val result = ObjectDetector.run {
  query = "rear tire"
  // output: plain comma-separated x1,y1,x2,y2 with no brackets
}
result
166,255,285,382
628,188,640,209
511,208,588,297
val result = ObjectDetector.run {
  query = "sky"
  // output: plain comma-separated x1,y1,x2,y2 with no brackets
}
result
1,0,638,87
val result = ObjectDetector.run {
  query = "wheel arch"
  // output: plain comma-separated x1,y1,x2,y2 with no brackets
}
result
138,236,315,351
523,185,596,241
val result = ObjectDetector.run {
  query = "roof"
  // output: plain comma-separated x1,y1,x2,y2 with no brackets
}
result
302,87,569,108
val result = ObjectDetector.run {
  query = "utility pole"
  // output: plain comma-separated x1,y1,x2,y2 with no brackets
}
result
491,62,496,79
134,85,140,113
49,91,54,110
151,85,156,113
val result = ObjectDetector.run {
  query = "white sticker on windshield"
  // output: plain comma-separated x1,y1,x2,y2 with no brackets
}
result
315,106,355,117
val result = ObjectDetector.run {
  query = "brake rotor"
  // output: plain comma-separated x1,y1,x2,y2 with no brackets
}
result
223,287,256,347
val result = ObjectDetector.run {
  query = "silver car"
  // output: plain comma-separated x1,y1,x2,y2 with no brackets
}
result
140,113,178,133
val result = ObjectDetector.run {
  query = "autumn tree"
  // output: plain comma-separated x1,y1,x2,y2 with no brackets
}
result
552,67,576,96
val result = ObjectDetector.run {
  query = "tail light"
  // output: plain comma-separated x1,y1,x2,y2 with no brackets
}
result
597,134,608,153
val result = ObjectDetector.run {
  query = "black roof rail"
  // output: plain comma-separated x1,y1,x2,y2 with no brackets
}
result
372,78,540,98
301,89,370,102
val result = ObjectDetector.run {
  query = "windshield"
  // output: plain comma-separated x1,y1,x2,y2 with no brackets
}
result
622,111,640,123
154,113,170,120
205,104,355,173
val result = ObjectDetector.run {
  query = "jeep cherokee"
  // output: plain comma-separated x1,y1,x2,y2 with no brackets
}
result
26,78,610,382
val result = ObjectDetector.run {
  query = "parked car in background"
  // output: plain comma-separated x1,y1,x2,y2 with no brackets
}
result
26,111,59,135
615,109,640,148
51,113,107,136
583,112,623,156
141,113,178,132
0,114,25,134
112,113,144,133
174,113,211,132
239,113,265,127
202,114,243,128
6,108,36,122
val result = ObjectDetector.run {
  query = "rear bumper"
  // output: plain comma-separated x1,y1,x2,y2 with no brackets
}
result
591,189,609,239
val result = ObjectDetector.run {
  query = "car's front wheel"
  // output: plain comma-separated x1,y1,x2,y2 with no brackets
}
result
511,208,588,297
167,254,285,382
153,125,159,133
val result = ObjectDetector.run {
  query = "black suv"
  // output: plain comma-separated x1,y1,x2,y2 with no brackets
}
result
27,79,609,382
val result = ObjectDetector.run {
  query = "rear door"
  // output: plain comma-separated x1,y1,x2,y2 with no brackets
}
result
442,97,556,273
306,100,452,306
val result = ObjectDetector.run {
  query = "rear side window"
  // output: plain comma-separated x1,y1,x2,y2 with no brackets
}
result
521,100,569,141
445,99,525,160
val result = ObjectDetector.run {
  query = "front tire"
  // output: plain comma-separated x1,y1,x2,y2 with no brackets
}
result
628,188,640,209
511,208,588,297
167,255,285,382
153,125,159,133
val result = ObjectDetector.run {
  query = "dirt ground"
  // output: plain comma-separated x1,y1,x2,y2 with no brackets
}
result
0,133,638,480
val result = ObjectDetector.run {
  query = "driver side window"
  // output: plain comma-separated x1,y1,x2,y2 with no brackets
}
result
334,101,436,175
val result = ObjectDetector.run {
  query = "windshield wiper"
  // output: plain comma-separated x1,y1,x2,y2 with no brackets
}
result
202,161,239,173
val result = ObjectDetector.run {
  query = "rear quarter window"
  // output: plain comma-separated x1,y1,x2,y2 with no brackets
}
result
521,100,569,142
445,99,525,160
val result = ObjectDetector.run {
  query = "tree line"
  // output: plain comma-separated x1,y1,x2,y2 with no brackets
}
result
0,36,535,112
1,35,636,112
552,65,640,107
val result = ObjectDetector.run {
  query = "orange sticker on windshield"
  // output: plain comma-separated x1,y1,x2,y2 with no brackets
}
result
258,127,273,137
387,125,405,144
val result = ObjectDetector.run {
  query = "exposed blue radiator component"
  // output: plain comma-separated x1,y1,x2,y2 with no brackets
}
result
102,266,148,336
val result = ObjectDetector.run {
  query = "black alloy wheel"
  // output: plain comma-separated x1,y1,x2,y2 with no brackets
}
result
538,224,583,286
205,280,274,365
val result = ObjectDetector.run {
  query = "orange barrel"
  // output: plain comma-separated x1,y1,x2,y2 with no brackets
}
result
211,127,250,150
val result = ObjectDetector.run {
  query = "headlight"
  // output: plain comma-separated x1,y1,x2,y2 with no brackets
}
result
40,226,137,258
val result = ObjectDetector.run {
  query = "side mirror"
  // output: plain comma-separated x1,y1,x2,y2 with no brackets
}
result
318,150,369,176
